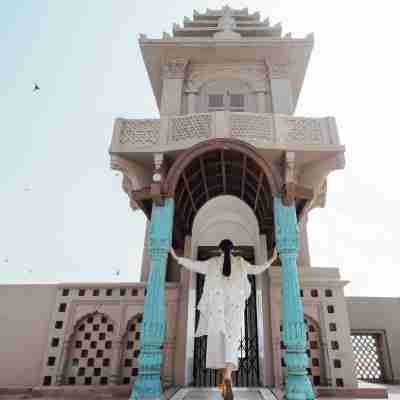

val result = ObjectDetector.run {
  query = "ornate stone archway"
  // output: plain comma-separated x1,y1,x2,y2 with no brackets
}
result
164,138,282,252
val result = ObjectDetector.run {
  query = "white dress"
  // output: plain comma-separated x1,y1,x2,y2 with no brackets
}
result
176,254,272,371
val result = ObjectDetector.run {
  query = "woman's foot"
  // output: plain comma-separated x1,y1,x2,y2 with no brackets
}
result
223,379,233,400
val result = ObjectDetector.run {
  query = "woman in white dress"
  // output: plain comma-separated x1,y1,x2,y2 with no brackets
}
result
170,239,277,399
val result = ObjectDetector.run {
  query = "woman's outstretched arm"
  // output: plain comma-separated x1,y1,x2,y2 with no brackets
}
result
170,248,208,274
244,248,278,275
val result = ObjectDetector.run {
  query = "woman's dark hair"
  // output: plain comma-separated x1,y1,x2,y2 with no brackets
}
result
219,239,234,277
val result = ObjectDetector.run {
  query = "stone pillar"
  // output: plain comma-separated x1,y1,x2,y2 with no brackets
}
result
186,91,197,114
130,198,174,400
256,90,267,113
55,339,70,385
160,59,188,116
269,63,294,115
273,196,314,400
110,336,123,385
298,214,311,267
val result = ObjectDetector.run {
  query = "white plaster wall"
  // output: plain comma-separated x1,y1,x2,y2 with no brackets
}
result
270,79,293,114
0,284,56,387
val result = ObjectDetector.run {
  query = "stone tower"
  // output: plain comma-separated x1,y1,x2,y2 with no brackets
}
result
110,6,357,399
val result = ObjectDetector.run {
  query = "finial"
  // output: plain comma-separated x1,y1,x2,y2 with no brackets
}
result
218,5,236,32
139,33,147,40
284,32,292,39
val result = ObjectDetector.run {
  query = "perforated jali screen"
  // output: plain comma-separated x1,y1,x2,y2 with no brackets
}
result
351,334,384,382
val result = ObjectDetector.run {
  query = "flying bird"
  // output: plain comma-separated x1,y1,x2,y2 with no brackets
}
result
24,187,32,192
113,269,120,276
33,83,40,92
4,257,8,263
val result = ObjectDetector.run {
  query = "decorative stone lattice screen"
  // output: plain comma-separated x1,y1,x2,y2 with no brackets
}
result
65,312,115,385
351,334,384,382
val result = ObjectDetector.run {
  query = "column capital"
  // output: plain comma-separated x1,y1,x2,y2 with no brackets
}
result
162,58,189,79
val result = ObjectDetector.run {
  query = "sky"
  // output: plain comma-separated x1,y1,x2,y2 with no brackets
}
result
0,0,399,297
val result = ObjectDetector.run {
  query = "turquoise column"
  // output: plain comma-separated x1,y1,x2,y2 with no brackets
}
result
273,197,314,400
130,198,174,400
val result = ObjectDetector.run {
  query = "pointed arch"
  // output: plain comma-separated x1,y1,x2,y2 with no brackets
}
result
119,313,144,386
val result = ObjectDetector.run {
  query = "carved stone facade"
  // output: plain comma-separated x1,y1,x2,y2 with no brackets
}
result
230,113,274,144
169,114,212,143
38,284,179,388
119,119,160,147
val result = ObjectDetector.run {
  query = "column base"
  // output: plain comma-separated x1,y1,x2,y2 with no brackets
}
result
129,375,163,400
285,374,315,400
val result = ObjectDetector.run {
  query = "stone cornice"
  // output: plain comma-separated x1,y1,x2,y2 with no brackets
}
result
139,37,314,48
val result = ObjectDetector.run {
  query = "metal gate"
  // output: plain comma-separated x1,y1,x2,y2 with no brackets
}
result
193,247,260,387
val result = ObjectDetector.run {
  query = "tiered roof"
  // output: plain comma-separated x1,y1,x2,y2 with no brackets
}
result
138,6,314,111
172,6,283,38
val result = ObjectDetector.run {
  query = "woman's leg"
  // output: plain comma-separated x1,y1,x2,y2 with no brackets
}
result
218,369,225,393
223,363,234,380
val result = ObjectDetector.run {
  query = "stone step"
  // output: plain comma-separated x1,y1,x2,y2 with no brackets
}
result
170,387,277,400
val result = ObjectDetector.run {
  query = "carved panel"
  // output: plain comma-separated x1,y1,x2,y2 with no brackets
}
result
230,113,274,144
119,119,160,147
186,62,268,92
169,113,212,143
282,117,324,144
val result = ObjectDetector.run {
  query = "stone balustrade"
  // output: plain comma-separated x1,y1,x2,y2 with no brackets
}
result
112,112,341,153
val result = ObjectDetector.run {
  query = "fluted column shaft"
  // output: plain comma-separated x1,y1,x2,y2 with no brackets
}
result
130,198,174,400
273,196,314,400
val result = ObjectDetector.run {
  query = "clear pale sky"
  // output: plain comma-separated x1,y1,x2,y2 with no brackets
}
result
1,1,399,297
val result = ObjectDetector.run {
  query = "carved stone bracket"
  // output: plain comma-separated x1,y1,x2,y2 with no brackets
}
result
111,155,152,213
282,152,314,206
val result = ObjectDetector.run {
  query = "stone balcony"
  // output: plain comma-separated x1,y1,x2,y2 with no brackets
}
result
110,111,342,155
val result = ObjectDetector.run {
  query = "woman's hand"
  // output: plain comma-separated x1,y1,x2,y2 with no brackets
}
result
170,247,179,261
